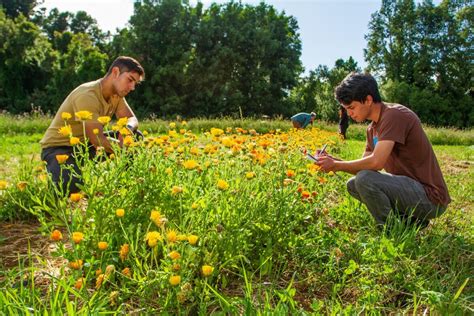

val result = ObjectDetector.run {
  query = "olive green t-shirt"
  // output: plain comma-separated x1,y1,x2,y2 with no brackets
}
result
40,80,128,149
365,103,451,207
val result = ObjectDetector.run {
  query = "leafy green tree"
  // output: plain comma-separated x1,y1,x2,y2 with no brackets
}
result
365,0,473,127
290,57,360,121
0,10,56,113
0,0,38,19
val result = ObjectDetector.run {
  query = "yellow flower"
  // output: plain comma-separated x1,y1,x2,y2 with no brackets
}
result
143,130,149,136
58,125,72,137
119,244,129,261
150,210,166,227
166,229,178,244
171,186,183,195
97,116,111,125
93,128,99,135
0,180,7,190
116,209,125,217
202,265,214,277
181,120,187,126
191,202,199,209
210,128,224,136
70,137,80,145
187,235,198,246
61,112,72,120
96,274,105,289
50,229,63,241
70,193,83,202
55,154,69,164
246,172,256,179
98,241,108,250
169,275,181,286
183,160,199,170
16,181,27,191
169,122,176,129
165,168,173,175
217,179,229,190
145,231,162,247
117,117,128,127
123,135,134,146
72,232,84,244
75,111,93,121
168,250,181,260
69,259,83,270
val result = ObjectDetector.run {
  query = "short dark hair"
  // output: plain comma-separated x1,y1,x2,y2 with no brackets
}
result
107,56,145,80
334,72,381,105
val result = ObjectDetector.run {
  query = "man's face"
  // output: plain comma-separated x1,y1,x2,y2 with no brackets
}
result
342,99,371,122
112,69,141,97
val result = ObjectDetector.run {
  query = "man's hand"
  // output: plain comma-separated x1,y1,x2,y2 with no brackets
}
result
315,155,337,172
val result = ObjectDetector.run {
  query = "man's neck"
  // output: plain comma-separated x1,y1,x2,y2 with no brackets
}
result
369,102,383,123
100,76,114,102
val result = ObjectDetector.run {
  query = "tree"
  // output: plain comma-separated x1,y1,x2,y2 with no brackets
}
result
0,0,38,19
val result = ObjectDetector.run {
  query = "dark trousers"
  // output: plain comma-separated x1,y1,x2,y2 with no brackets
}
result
41,146,83,194
347,170,446,226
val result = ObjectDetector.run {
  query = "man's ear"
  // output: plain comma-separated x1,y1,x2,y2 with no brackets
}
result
365,95,373,105
112,66,120,78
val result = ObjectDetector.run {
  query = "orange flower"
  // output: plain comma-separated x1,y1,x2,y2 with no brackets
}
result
50,229,63,241
119,244,129,261
70,193,83,202
55,154,69,164
301,191,311,199
16,181,27,191
96,274,105,289
74,277,85,290
69,259,83,270
166,229,178,244
171,186,183,195
286,169,296,178
201,265,214,277
169,275,181,286
98,241,108,250
72,232,84,244
168,251,181,260
122,267,131,277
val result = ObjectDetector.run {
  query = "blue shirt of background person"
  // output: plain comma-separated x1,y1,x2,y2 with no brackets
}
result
291,112,316,129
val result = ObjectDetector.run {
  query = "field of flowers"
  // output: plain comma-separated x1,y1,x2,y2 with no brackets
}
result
0,115,472,314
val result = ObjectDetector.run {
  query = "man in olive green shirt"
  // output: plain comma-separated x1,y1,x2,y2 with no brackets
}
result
40,56,145,194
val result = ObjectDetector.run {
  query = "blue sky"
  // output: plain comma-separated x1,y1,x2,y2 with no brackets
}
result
40,0,384,73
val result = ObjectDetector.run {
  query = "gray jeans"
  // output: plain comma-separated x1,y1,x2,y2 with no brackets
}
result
41,146,83,194
347,170,446,225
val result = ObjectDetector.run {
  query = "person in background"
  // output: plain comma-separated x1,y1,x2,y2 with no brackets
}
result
40,56,145,194
316,73,450,229
338,106,349,139
291,112,316,129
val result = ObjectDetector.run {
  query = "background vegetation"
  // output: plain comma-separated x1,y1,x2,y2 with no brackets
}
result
0,0,472,126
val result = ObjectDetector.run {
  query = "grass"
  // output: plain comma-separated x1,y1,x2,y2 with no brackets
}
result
0,116,472,314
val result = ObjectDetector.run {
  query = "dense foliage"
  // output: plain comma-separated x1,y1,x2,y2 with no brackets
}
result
0,0,472,126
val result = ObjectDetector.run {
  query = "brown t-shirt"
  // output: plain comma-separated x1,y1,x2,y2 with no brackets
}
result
40,80,128,148
365,103,451,207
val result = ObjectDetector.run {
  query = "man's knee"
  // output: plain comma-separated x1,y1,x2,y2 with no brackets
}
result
354,170,380,193
346,177,358,197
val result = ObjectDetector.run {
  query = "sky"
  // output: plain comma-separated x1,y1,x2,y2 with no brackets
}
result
39,0,383,73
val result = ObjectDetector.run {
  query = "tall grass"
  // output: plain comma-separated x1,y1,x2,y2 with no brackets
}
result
0,113,472,145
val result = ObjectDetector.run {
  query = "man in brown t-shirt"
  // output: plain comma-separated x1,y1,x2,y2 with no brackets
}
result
316,73,450,228
40,56,145,194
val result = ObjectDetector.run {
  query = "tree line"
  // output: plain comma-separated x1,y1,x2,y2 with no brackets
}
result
0,0,472,127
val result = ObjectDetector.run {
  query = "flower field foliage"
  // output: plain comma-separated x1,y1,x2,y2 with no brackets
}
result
0,115,472,314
